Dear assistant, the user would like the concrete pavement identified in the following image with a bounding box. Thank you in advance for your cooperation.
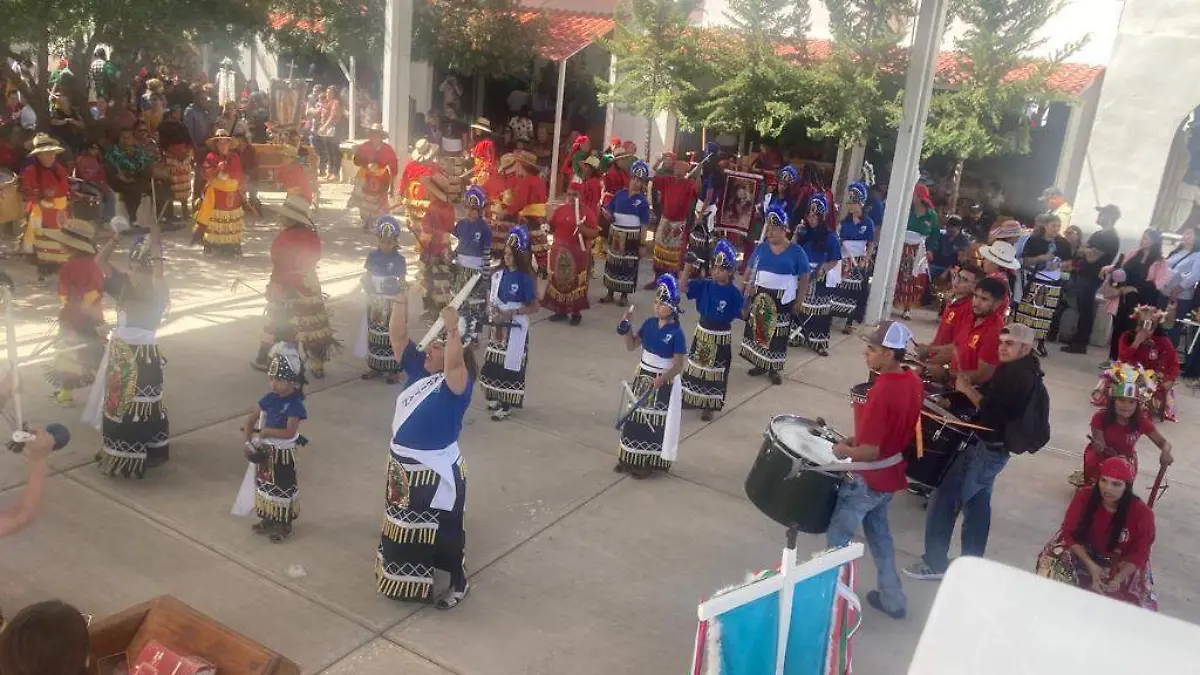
[2,186,1198,674]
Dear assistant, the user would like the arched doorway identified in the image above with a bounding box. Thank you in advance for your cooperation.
[1152,106,1200,233]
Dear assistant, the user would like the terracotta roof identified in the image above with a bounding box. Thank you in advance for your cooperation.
[934,52,1104,95]
[519,8,614,62]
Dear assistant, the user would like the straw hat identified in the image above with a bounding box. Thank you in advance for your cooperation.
[206,128,236,149]
[366,123,388,138]
[411,138,438,162]
[515,150,539,170]
[979,240,1020,270]
[611,147,636,165]
[421,172,452,203]
[43,219,97,254]
[498,153,517,174]
[469,117,492,134]
[582,155,601,170]
[28,134,65,157]
[266,194,315,228]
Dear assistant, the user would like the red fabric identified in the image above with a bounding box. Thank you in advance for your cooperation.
[952,308,1003,374]
[1099,456,1135,483]
[421,200,456,258]
[548,200,598,250]
[354,141,399,179]
[654,175,699,221]
[914,183,935,208]
[854,369,923,493]
[268,226,322,297]
[1060,488,1155,570]
[470,138,496,172]
[934,295,971,346]
[602,166,628,206]
[202,150,244,187]
[57,256,105,330]
[1083,409,1155,484]
[20,161,69,203]
[579,176,603,215]
[74,154,108,188]
[1117,333,1179,383]
[276,162,313,204]
[482,173,508,202]
[505,174,547,218]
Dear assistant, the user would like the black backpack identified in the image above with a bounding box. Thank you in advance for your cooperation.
[1004,372,1051,454]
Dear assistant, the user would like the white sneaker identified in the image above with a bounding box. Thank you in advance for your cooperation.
[486,400,501,411]
[490,407,512,421]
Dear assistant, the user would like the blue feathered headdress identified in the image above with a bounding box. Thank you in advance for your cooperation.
[777,164,798,185]
[464,185,487,210]
[629,159,651,180]
[506,223,530,252]
[808,193,830,216]
[375,215,401,239]
[847,181,868,204]
[712,239,737,269]
[765,203,789,230]
[655,273,682,313]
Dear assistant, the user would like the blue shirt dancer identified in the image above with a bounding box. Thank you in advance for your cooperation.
[356,215,408,383]
[680,239,744,422]
[790,192,841,355]
[453,185,493,328]
[377,293,476,610]
[615,273,688,478]
[741,205,810,384]
[832,181,876,330]
[600,159,652,306]
[480,225,539,421]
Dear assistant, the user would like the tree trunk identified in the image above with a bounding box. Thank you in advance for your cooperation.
[948,157,965,215]
[644,114,653,161]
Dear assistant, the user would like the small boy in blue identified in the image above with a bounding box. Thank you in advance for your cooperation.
[679,239,744,420]
[242,344,308,542]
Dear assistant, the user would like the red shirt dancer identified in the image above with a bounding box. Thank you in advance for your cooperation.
[418,172,457,316]
[20,134,71,275]
[651,158,700,277]
[352,124,399,231]
[507,151,549,272]
[829,321,923,620]
[468,117,496,186]
[543,192,599,322]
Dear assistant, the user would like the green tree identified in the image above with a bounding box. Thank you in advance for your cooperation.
[699,0,812,153]
[922,0,1088,207]
[266,1,385,65]
[597,0,705,159]
[0,0,267,130]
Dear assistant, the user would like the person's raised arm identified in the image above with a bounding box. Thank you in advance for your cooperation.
[441,306,469,395]
[94,234,118,275]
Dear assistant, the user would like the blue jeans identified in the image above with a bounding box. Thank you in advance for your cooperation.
[826,477,905,613]
[922,439,1010,573]
[100,190,117,222]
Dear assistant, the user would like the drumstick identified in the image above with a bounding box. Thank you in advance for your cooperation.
[915,414,924,459]
[918,410,992,432]
[417,272,482,350]
[3,287,26,435]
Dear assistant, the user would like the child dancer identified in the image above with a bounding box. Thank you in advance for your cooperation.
[357,216,407,383]
[680,240,744,421]
[453,186,493,328]
[242,344,308,542]
[1071,364,1173,488]
[480,225,538,421]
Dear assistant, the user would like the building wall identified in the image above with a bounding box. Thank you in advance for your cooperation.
[1074,0,1200,238]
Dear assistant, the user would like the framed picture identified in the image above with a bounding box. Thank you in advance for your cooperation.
[718,171,764,238]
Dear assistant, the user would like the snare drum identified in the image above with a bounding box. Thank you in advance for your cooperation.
[905,393,977,490]
[744,415,848,534]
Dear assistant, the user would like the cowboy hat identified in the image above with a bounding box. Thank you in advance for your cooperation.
[611,147,636,164]
[582,155,601,170]
[979,240,1020,270]
[28,134,65,156]
[266,194,315,228]
[43,219,97,254]
[410,138,438,162]
[469,117,492,134]
[515,150,539,169]
[366,123,388,138]
[420,172,452,203]
[206,128,236,149]
[498,153,517,174]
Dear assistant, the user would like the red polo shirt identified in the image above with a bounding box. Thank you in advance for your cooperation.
[933,295,971,346]
[952,309,1003,375]
[854,369,923,493]
[653,174,699,221]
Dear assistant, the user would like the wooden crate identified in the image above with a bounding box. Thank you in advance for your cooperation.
[88,595,299,675]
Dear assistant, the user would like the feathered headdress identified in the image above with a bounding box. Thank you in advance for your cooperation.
[712,239,738,269]
[1103,362,1156,402]
[847,181,868,204]
[375,215,401,240]
[1131,304,1166,328]
[464,185,487,210]
[808,192,830,216]
[266,342,306,385]
[506,223,530,252]
[777,164,798,185]
[765,203,789,230]
[655,273,682,314]
[629,159,651,180]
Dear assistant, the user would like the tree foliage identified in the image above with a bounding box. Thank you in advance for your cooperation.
[698,0,813,146]
[801,0,914,149]
[413,0,544,80]
[921,0,1089,162]
[598,0,706,154]
[265,0,385,65]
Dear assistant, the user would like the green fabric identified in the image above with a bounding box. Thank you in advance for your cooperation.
[571,150,588,177]
[105,145,153,176]
[908,209,939,252]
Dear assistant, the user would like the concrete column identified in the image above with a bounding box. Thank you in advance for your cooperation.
[1054,102,1082,196]
[864,0,950,324]
[603,53,616,148]
[382,0,413,154]
[347,56,358,141]
[549,59,568,200]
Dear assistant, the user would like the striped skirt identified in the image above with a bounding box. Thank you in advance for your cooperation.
[479,330,528,408]
[602,223,642,294]
[831,256,871,322]
[652,218,687,275]
[682,319,733,410]
[1014,276,1062,340]
[363,293,400,373]
[894,242,925,308]
[97,341,169,478]
[790,270,832,351]
[254,439,304,525]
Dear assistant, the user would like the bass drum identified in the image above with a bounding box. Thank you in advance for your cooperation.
[906,392,977,490]
[745,415,847,534]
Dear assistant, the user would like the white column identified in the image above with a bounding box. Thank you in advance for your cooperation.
[548,59,568,200]
[1054,102,1082,195]
[603,53,617,147]
[382,0,413,155]
[347,56,358,141]
[864,0,950,324]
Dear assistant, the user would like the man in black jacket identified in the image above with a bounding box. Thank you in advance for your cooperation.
[904,323,1043,581]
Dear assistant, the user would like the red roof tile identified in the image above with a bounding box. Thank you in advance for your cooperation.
[934,53,1103,95]
[519,8,614,62]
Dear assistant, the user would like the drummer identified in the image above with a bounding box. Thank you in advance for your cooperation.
[923,276,1007,385]
[828,321,924,620]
